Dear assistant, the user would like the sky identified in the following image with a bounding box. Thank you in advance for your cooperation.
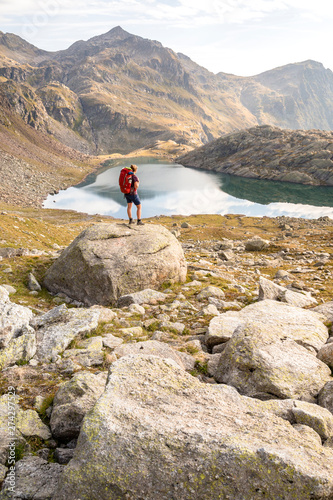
[0,0,333,76]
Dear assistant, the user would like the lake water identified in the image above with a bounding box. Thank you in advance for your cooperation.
[43,158,333,219]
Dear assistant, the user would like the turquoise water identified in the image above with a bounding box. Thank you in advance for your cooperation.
[43,158,333,219]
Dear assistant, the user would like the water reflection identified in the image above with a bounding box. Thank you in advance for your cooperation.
[218,173,333,207]
[43,158,333,219]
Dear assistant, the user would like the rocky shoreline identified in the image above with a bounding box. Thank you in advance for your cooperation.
[178,125,333,186]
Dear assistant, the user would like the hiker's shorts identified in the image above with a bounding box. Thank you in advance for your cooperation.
[125,193,141,206]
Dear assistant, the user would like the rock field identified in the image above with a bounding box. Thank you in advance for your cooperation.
[0,212,332,499]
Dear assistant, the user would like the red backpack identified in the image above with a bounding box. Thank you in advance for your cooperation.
[119,167,133,194]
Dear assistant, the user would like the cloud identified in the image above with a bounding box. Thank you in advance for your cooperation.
[2,0,332,39]
[266,202,333,219]
[0,0,294,28]
[1,0,332,75]
[43,186,123,215]
[2,0,333,27]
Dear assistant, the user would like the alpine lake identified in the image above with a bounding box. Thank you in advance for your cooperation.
[43,158,333,219]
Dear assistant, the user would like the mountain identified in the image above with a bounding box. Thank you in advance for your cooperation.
[0,31,49,64]
[247,60,333,130]
[1,27,333,156]
[0,85,94,207]
[177,125,333,186]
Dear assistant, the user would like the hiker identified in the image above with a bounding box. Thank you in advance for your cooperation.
[122,164,144,225]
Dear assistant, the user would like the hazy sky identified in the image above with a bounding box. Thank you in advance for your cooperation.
[0,0,332,76]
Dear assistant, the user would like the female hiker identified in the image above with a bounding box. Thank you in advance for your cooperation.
[124,164,144,225]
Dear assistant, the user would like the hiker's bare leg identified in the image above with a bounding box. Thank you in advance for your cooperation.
[127,203,132,219]
[137,204,141,220]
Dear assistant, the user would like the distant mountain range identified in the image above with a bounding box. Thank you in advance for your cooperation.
[1,26,333,156]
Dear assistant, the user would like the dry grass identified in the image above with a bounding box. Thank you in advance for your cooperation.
[1,208,331,305]
[0,206,331,413]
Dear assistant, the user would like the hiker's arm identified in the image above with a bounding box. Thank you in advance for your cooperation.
[134,179,139,190]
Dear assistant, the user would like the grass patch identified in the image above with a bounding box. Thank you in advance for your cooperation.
[6,439,30,466]
[201,276,231,289]
[179,344,200,355]
[0,255,58,310]
[160,281,174,290]
[15,359,29,366]
[84,321,118,339]
[38,393,56,424]
[190,360,209,377]
[26,436,46,455]
[145,320,160,332]
[14,442,26,463]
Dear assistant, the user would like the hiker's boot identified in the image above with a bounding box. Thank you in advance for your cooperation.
[137,220,144,225]
[129,218,135,224]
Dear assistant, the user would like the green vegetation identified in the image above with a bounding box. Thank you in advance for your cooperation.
[15,359,29,366]
[38,393,56,424]
[190,360,209,377]
[13,442,26,463]
[25,436,45,455]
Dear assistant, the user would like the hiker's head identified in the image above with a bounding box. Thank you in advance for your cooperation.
[131,164,138,173]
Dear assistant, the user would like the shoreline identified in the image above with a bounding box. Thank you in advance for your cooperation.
[41,162,333,221]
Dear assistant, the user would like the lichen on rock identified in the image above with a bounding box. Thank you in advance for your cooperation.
[53,355,333,500]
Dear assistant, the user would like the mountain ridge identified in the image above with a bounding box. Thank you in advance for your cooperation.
[2,27,329,77]
[1,27,333,157]
[0,31,50,64]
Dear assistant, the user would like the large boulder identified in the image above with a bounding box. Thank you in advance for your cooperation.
[53,355,333,500]
[0,396,27,466]
[317,342,333,369]
[208,300,331,401]
[258,277,317,307]
[245,237,269,251]
[0,333,36,370]
[205,299,328,351]
[61,336,105,368]
[15,409,51,441]
[312,301,333,322]
[44,223,187,306]
[214,319,331,401]
[318,381,333,414]
[196,286,225,301]
[206,311,242,348]
[258,397,333,442]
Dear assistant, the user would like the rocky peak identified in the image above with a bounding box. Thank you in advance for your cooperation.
[255,59,333,93]
[0,32,48,63]
[88,25,132,43]
[52,26,164,67]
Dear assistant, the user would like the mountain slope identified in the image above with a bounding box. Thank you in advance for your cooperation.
[0,31,49,64]
[43,26,258,152]
[1,27,333,156]
[0,88,95,207]
[241,60,333,130]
